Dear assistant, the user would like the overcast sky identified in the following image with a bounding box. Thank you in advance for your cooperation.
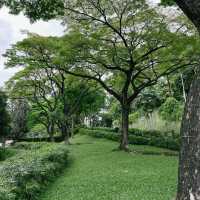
[0,7,64,87]
[0,1,162,87]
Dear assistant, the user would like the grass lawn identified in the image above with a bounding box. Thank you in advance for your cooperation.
[40,135,178,200]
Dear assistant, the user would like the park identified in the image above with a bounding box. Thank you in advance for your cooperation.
[0,0,199,200]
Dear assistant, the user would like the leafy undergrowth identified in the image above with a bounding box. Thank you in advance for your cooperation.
[40,135,178,200]
[0,142,68,200]
[0,148,17,161]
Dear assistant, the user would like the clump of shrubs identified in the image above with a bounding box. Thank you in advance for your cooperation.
[0,142,68,200]
[0,148,16,161]
[79,127,180,151]
[159,97,183,122]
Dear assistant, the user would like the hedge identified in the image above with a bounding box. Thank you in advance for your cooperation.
[0,142,68,200]
[16,136,64,143]
[91,127,117,133]
[79,128,180,151]
[0,148,16,161]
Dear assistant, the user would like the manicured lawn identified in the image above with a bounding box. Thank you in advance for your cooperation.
[40,135,178,200]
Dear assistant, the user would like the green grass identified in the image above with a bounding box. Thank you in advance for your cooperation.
[40,135,178,200]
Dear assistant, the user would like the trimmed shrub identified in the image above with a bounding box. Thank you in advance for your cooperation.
[0,142,68,200]
[129,135,149,145]
[79,128,180,151]
[17,136,64,143]
[91,127,117,132]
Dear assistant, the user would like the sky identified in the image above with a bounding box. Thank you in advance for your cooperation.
[0,0,161,87]
[0,7,64,87]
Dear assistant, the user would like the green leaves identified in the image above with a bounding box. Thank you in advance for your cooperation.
[1,0,65,22]
[0,142,68,200]
[159,97,183,121]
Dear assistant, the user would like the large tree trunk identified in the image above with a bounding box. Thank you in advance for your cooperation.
[173,1,200,200]
[176,70,200,200]
[119,104,130,151]
[175,0,200,32]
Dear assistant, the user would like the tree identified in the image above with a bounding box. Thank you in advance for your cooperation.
[0,90,10,148]
[9,99,29,139]
[135,88,162,119]
[172,68,195,102]
[159,97,183,122]
[2,0,199,151]
[61,1,199,151]
[99,113,113,128]
[161,1,200,199]
[4,35,105,143]
[0,0,65,22]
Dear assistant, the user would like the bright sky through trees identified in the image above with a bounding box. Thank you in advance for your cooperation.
[0,7,64,86]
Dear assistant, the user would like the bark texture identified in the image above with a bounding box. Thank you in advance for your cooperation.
[177,70,200,200]
[119,104,130,151]
[175,1,200,199]
[175,0,200,32]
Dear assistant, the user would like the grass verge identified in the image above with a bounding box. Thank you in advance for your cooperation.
[40,135,178,200]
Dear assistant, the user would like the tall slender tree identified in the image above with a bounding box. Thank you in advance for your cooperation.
[0,90,10,148]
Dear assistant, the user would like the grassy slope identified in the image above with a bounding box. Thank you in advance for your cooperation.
[40,135,178,200]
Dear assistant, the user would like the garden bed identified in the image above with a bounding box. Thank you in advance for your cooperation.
[0,142,68,200]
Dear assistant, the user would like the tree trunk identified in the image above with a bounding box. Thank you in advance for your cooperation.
[175,0,200,33]
[176,70,200,200]
[172,2,200,200]
[47,122,55,142]
[61,122,70,144]
[119,104,130,151]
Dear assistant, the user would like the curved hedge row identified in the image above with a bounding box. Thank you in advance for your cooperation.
[0,142,68,200]
[79,128,180,151]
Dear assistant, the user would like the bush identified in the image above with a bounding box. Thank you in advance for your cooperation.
[129,112,140,124]
[91,127,117,132]
[129,135,149,145]
[25,124,48,139]
[13,142,44,150]
[159,97,183,122]
[0,148,16,161]
[79,128,180,151]
[0,142,68,200]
